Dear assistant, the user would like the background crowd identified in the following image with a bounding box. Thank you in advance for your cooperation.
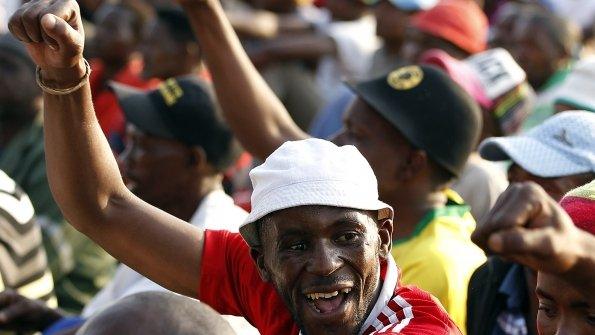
[0,0,594,334]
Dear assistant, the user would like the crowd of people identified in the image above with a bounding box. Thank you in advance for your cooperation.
[0,0,593,334]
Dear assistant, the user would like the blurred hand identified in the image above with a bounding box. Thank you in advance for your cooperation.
[472,182,583,274]
[8,0,85,85]
[0,290,65,331]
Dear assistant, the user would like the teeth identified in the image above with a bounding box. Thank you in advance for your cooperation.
[306,289,351,300]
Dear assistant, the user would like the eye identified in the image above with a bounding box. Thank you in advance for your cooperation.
[336,232,359,243]
[587,314,595,326]
[538,303,557,319]
[288,242,307,251]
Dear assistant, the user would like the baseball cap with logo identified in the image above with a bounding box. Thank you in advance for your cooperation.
[479,111,595,177]
[111,76,239,171]
[348,64,482,177]
[239,138,393,247]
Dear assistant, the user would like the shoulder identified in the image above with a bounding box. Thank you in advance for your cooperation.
[368,286,461,335]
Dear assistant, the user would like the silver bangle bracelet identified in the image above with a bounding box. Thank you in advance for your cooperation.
[36,59,92,95]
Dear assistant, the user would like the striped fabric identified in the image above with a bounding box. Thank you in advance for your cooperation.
[0,170,55,305]
[365,295,414,334]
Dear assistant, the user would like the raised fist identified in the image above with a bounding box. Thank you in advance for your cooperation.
[8,0,84,82]
[472,182,582,274]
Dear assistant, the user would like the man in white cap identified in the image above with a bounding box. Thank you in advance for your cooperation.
[479,111,595,202]
[6,1,461,334]
[466,111,595,335]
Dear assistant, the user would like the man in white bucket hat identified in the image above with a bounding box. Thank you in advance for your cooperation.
[6,1,462,333]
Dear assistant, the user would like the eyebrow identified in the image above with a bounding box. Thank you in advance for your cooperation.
[537,288,591,309]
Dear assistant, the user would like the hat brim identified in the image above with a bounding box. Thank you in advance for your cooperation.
[110,82,174,140]
[479,136,592,178]
[239,178,393,247]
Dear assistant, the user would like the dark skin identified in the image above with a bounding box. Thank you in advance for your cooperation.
[507,163,595,202]
[0,290,65,332]
[333,99,447,239]
[536,273,595,335]
[120,125,223,222]
[373,1,412,54]
[0,51,41,148]
[170,0,448,241]
[139,19,201,80]
[92,4,141,82]
[325,0,367,22]
[400,27,470,64]
[4,2,425,334]
[488,2,520,49]
[0,126,225,333]
[472,182,595,295]
[496,16,569,91]
[252,206,393,335]
[495,164,595,333]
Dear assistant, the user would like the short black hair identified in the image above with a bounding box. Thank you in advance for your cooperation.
[155,6,196,44]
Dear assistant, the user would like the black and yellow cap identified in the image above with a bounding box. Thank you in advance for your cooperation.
[348,65,482,177]
[111,76,239,171]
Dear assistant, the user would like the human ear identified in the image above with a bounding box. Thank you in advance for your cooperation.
[250,247,271,282]
[189,146,208,169]
[398,149,428,181]
[377,218,393,260]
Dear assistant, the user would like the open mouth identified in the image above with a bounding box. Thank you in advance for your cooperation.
[304,288,352,314]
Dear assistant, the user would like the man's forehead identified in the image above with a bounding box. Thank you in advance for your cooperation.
[265,206,376,230]
[537,273,592,307]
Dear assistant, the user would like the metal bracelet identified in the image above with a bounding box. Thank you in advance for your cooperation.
[35,59,91,95]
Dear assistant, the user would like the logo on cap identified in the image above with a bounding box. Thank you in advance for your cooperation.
[159,79,184,107]
[387,66,424,90]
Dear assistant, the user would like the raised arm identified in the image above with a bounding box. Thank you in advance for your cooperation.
[8,0,202,297]
[181,0,309,160]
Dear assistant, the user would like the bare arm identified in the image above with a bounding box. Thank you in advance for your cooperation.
[8,0,202,298]
[183,0,309,160]
[472,182,595,295]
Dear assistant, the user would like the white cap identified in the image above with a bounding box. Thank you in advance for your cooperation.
[479,111,595,178]
[239,138,393,246]
[464,48,527,103]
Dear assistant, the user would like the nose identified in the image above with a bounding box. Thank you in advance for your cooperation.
[306,240,342,277]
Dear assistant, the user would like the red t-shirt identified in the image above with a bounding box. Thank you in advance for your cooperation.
[199,230,461,335]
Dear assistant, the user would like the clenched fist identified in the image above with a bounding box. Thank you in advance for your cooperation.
[472,182,585,275]
[8,0,85,86]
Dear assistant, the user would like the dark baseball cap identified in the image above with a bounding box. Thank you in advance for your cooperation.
[111,76,240,171]
[348,65,482,176]
[0,34,35,69]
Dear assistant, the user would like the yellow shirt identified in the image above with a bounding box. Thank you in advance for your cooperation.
[392,190,486,334]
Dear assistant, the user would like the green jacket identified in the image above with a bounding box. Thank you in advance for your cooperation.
[0,117,115,312]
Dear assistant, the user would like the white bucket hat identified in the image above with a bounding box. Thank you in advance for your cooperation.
[239,138,393,247]
[479,111,595,178]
